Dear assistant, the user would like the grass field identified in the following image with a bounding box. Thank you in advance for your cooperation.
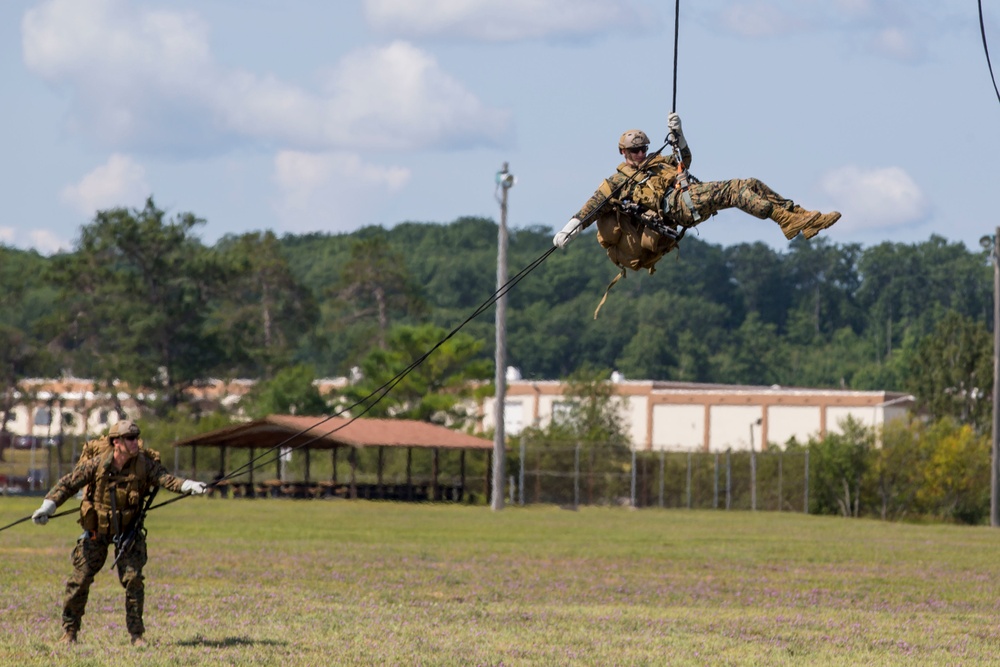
[2,497,1000,666]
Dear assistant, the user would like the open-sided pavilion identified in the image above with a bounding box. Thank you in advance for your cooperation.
[173,414,494,502]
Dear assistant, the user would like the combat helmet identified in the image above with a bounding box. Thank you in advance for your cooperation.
[618,129,650,153]
[108,419,140,439]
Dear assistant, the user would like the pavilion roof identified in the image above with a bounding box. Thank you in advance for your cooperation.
[173,414,492,451]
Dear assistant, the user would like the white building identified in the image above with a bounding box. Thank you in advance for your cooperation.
[480,379,915,452]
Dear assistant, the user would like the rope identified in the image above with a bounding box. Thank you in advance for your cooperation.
[672,0,681,113]
[980,0,1000,106]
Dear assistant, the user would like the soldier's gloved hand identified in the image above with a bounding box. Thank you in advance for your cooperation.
[32,499,56,525]
[553,218,582,249]
[181,480,208,495]
[667,112,687,150]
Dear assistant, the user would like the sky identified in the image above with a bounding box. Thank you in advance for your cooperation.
[1,0,998,256]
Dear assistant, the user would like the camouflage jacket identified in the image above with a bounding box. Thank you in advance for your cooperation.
[45,450,186,519]
[573,146,692,226]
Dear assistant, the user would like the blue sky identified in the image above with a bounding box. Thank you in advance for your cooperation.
[1,0,998,255]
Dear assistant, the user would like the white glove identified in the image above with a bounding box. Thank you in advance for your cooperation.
[32,499,57,525]
[553,218,582,249]
[181,480,208,495]
[667,112,687,150]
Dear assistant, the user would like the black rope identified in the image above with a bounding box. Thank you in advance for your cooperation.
[672,0,681,113]
[980,0,1000,106]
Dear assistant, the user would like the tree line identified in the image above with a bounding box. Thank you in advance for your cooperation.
[0,197,994,431]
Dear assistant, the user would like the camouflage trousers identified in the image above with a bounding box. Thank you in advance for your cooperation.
[666,177,795,226]
[63,531,148,636]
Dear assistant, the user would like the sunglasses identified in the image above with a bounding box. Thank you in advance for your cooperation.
[625,146,648,154]
[123,435,139,442]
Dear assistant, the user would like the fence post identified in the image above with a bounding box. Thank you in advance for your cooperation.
[714,452,719,509]
[573,442,580,510]
[519,440,525,506]
[686,452,692,509]
[659,450,665,508]
[804,449,810,514]
[751,449,757,512]
[630,449,637,508]
[778,451,783,512]
[725,449,731,510]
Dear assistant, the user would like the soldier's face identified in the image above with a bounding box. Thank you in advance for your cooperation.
[115,435,140,459]
[623,145,647,167]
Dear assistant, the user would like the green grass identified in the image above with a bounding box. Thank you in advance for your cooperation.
[2,498,1000,665]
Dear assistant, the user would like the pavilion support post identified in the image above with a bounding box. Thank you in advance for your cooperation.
[406,448,413,500]
[432,448,439,501]
[220,445,227,479]
[349,447,357,500]
[249,448,255,498]
[459,450,466,502]
[305,448,311,486]
[332,447,338,483]
[377,446,385,498]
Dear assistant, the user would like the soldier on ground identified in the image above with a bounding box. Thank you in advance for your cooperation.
[30,420,208,647]
[554,113,841,282]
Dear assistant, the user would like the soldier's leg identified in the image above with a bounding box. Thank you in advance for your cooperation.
[63,535,109,635]
[670,179,819,239]
[116,536,148,639]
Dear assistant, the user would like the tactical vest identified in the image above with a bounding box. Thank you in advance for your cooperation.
[78,438,160,530]
[80,449,155,535]
[590,159,682,318]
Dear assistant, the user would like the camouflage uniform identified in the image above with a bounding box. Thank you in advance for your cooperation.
[44,450,187,637]
[574,147,801,267]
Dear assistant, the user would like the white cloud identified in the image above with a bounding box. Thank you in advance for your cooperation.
[272,151,411,233]
[60,154,150,216]
[871,27,922,62]
[22,0,510,153]
[819,165,930,230]
[0,228,16,245]
[719,2,804,38]
[363,0,655,41]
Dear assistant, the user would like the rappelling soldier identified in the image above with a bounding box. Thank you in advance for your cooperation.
[30,419,208,647]
[554,113,840,285]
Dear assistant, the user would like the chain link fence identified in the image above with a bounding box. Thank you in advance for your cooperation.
[509,442,810,511]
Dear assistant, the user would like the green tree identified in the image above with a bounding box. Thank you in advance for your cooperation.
[341,324,490,426]
[329,233,425,352]
[47,198,227,411]
[802,417,873,517]
[906,312,992,431]
[510,367,634,505]
[212,231,318,378]
[243,365,329,418]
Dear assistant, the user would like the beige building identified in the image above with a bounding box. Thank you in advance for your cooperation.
[480,378,915,452]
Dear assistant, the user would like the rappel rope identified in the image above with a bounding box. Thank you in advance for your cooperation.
[980,0,1000,106]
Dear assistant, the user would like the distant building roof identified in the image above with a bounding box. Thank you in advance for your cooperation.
[173,414,492,451]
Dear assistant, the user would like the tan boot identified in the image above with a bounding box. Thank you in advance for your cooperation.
[802,211,842,239]
[130,634,147,648]
[770,206,821,240]
[59,630,77,644]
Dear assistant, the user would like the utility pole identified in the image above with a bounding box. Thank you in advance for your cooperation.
[492,163,514,511]
[982,228,1000,527]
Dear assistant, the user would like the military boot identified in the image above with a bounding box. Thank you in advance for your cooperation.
[770,206,820,240]
[130,633,147,648]
[59,629,77,644]
[802,211,842,239]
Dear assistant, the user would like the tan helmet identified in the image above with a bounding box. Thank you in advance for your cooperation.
[618,129,650,152]
[109,419,140,439]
